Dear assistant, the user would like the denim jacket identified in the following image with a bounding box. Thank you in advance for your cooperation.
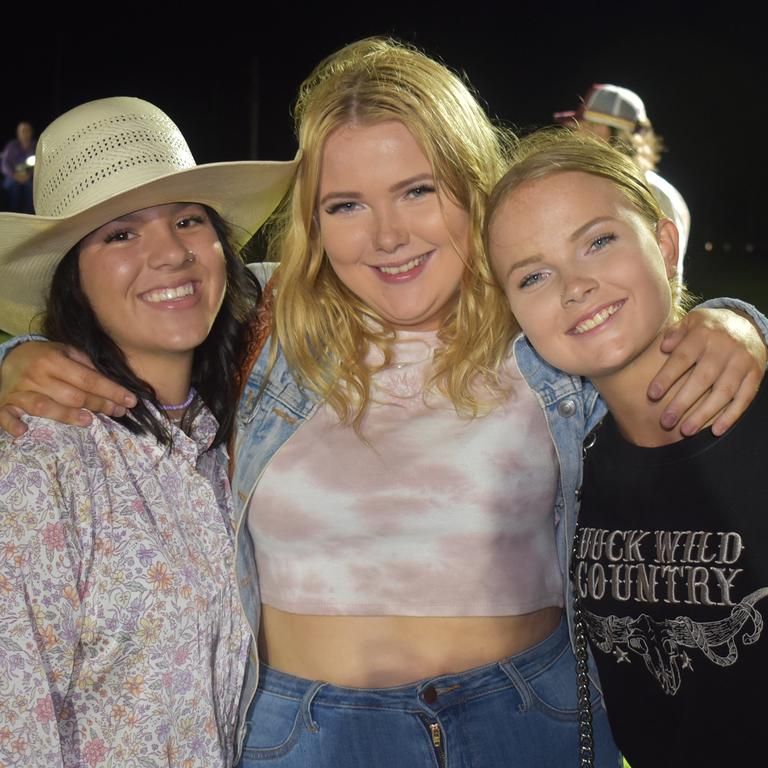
[511,335,604,644]
[231,330,320,755]
[1,289,766,758]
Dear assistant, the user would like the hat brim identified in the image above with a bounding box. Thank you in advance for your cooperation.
[0,157,298,335]
[553,109,578,124]
[581,109,638,132]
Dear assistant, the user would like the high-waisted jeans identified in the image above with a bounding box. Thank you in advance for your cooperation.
[237,617,621,767]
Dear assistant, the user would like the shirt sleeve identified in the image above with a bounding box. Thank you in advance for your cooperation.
[0,333,47,367]
[696,297,768,354]
[245,261,278,287]
[0,425,93,767]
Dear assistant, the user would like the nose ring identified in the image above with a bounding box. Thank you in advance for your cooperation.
[184,250,196,263]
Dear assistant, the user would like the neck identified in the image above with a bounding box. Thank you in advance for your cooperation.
[126,352,194,411]
[590,330,691,448]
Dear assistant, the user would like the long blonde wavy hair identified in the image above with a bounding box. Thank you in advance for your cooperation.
[268,37,517,426]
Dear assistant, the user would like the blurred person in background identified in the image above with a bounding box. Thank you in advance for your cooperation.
[2,121,36,214]
[555,84,690,274]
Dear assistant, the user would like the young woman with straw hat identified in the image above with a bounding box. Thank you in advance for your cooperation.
[0,96,297,767]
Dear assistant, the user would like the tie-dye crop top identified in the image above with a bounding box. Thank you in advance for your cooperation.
[247,330,562,616]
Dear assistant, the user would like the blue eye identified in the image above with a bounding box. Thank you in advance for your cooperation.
[591,233,616,250]
[406,184,435,199]
[519,271,547,289]
[325,201,360,215]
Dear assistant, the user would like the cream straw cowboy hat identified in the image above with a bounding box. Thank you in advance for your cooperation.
[0,96,299,336]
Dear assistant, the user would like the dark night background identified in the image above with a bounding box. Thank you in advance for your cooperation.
[3,5,766,312]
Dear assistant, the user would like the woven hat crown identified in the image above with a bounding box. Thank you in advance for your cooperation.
[34,97,197,218]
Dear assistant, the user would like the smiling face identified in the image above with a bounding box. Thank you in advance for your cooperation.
[316,120,469,331]
[78,203,227,371]
[489,171,678,382]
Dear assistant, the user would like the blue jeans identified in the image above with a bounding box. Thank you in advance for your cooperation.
[237,618,621,767]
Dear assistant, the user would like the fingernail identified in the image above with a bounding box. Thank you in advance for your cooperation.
[661,411,677,429]
[77,410,92,425]
[124,394,137,407]
[113,406,127,418]
[648,383,663,400]
[680,420,699,436]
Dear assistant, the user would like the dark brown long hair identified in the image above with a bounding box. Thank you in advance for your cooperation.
[44,207,260,448]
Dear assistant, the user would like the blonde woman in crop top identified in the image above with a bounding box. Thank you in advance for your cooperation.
[231,40,762,768]
[1,39,766,768]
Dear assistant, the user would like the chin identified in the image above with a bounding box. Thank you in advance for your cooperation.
[162,335,209,353]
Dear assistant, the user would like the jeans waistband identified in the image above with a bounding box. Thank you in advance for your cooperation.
[257,615,570,712]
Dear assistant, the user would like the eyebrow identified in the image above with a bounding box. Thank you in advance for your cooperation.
[569,215,614,242]
[499,254,540,282]
[318,173,434,207]
[107,211,143,225]
[108,202,195,225]
[500,215,615,280]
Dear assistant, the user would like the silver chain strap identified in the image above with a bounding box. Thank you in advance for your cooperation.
[572,568,595,767]
[573,428,599,768]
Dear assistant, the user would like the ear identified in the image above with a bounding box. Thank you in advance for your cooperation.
[655,218,679,281]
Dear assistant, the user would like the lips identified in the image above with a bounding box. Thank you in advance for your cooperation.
[371,251,434,284]
[568,300,625,334]
[377,253,430,275]
[140,282,196,304]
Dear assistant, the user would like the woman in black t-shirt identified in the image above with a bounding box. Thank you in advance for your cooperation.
[485,128,768,768]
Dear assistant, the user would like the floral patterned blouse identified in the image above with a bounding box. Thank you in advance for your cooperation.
[0,407,250,767]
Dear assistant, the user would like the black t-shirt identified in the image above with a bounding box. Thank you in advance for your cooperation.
[574,379,768,767]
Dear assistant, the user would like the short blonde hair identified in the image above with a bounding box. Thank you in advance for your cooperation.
[268,37,517,425]
[485,128,688,311]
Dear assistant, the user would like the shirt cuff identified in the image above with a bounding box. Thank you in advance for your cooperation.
[0,333,46,367]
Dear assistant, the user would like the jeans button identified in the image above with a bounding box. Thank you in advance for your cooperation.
[422,685,437,704]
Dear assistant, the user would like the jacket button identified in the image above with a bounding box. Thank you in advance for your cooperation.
[575,486,582,501]
[557,399,576,417]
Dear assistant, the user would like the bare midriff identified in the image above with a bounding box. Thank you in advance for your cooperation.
[259,604,563,687]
